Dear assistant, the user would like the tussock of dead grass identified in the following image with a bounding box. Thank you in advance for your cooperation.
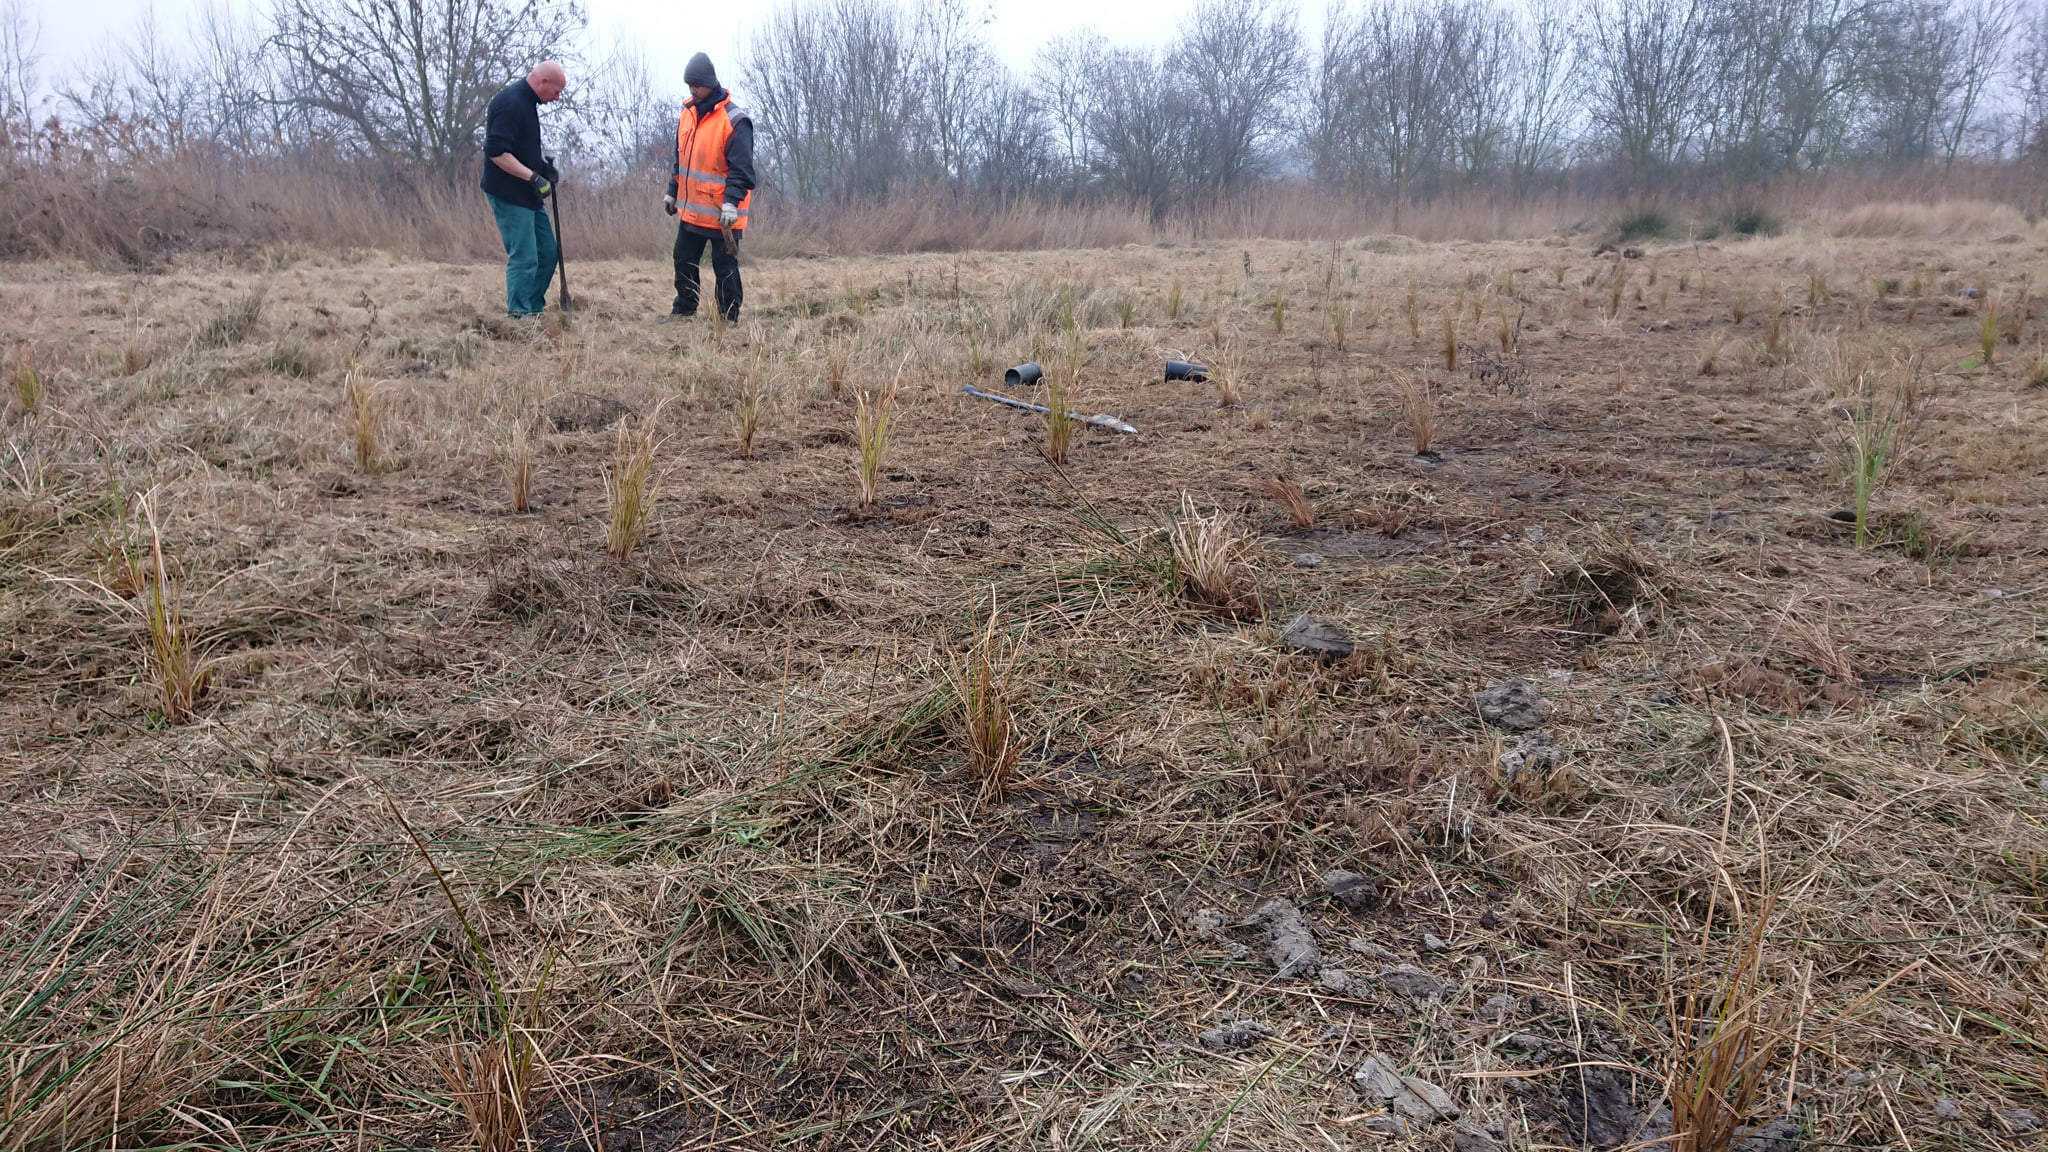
[1170,494,1254,614]
[2,233,2045,1152]
[1826,199,2032,238]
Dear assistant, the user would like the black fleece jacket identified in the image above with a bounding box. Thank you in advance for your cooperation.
[481,79,553,210]
[667,86,756,236]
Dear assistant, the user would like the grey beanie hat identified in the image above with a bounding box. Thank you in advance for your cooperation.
[684,53,718,89]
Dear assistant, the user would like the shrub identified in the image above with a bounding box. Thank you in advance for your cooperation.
[1611,205,1675,243]
[1703,200,1783,240]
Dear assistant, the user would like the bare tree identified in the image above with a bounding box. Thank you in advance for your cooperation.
[0,0,38,156]
[1079,46,1193,219]
[557,39,676,179]
[2020,0,2048,167]
[1033,30,1106,195]
[909,0,992,190]
[745,0,919,201]
[1765,0,1886,171]
[1312,2,1468,219]
[1502,0,1586,196]
[190,1,290,156]
[1935,0,2020,162]
[1445,2,1518,186]
[1586,0,1714,188]
[1696,0,1801,180]
[268,0,584,185]
[964,73,1051,197]
[1169,0,1304,197]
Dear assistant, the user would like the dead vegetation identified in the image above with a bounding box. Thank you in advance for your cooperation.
[1,223,2045,1152]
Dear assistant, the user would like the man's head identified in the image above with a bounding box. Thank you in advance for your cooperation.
[528,61,567,103]
[684,52,719,102]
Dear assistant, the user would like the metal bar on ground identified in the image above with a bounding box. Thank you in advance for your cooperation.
[960,385,1136,434]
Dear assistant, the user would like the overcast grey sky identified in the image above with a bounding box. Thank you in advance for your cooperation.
[22,0,1252,94]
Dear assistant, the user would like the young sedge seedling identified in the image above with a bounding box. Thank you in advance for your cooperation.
[854,377,900,507]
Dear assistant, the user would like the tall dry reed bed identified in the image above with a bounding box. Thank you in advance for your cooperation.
[2,226,2045,1152]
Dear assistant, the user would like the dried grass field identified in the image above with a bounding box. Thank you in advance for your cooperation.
[4,210,2048,1151]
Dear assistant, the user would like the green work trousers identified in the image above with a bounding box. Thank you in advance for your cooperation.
[487,194,558,316]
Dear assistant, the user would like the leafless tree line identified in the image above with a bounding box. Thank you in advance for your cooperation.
[2,0,2045,216]
[0,0,662,188]
[746,0,2048,215]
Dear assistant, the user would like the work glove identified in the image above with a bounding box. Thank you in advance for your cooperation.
[528,171,553,198]
[663,194,677,216]
[718,202,738,228]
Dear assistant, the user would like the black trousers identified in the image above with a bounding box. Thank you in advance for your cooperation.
[671,226,742,321]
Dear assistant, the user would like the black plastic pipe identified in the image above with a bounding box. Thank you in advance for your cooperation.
[1164,360,1209,382]
[1004,362,1044,387]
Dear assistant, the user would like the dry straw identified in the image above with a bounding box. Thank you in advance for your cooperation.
[121,314,150,376]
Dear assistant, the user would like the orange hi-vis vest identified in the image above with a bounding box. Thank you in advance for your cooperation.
[676,93,751,232]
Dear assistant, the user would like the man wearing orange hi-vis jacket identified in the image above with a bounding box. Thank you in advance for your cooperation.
[660,53,755,324]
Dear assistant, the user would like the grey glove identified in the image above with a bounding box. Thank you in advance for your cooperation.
[663,194,677,216]
[528,171,553,198]
[718,203,738,227]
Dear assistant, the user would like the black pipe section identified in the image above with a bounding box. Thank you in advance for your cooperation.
[1004,362,1044,387]
[1164,360,1209,382]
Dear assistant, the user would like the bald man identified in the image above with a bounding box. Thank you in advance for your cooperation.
[482,62,567,317]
